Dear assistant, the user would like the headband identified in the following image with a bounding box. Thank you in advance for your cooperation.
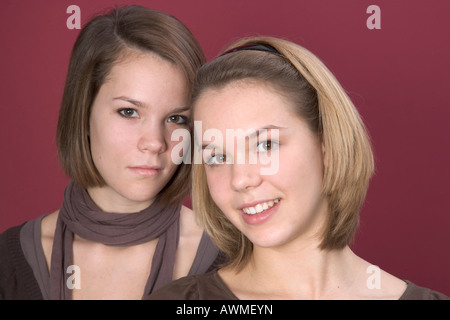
[220,43,284,58]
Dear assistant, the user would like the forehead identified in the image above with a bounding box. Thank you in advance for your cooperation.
[193,80,298,130]
[96,51,188,108]
[108,52,183,84]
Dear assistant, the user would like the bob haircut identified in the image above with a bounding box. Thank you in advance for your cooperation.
[57,5,205,206]
[192,36,374,270]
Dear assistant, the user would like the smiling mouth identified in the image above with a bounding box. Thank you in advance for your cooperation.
[242,199,280,215]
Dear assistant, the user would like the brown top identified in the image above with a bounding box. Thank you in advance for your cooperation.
[147,270,449,300]
[0,214,222,300]
[20,215,221,300]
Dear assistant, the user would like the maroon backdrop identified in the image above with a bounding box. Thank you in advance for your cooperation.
[1,0,449,295]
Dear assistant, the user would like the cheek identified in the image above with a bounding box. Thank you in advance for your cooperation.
[205,168,230,209]
[91,129,124,156]
[273,147,325,207]
[89,121,133,170]
[89,127,106,164]
[283,153,325,208]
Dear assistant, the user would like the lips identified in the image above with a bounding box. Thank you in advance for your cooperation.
[242,198,280,215]
[239,198,281,225]
[128,165,162,177]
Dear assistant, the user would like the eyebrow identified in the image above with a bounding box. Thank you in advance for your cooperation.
[201,125,286,150]
[113,96,146,108]
[168,105,190,114]
[246,125,285,140]
[113,96,189,114]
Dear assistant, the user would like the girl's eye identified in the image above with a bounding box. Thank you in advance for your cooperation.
[118,108,138,118]
[167,115,188,124]
[257,140,279,152]
[205,153,227,166]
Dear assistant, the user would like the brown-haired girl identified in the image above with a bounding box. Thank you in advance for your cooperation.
[0,5,220,300]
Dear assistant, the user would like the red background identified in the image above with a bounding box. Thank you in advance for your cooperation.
[1,0,449,296]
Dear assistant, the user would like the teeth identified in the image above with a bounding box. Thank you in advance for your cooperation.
[242,199,280,215]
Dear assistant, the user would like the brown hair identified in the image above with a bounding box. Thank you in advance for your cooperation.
[56,5,205,206]
[192,37,374,270]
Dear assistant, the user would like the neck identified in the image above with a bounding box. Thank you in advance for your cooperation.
[237,243,361,299]
[87,186,154,213]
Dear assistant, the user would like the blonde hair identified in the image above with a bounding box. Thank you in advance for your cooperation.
[192,36,374,270]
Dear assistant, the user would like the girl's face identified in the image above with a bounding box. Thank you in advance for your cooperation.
[88,52,189,212]
[194,81,328,249]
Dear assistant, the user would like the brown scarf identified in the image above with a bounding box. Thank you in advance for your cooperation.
[49,181,180,299]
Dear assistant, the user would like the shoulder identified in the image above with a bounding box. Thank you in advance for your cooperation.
[0,224,23,298]
[179,205,203,238]
[0,223,26,265]
[353,254,447,300]
[400,281,449,300]
[41,210,58,239]
[173,206,206,278]
[0,224,23,261]
[147,270,237,300]
[40,210,58,263]
[0,223,43,300]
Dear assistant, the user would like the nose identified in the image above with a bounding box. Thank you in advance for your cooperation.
[230,162,262,192]
[137,122,167,154]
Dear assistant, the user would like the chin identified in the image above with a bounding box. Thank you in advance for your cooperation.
[129,191,160,203]
[119,187,160,205]
[129,182,165,197]
[245,230,289,249]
